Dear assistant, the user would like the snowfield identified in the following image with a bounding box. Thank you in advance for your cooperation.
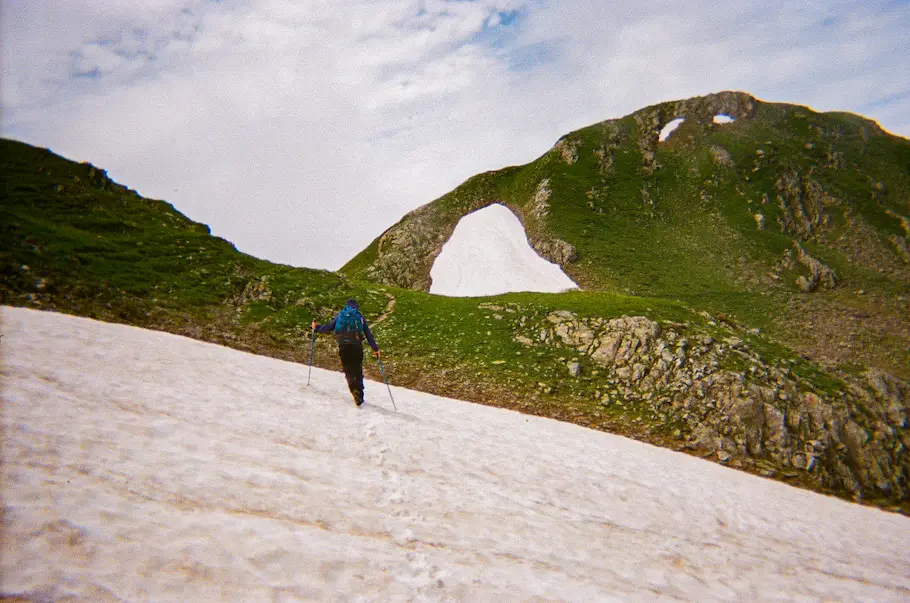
[429,203,578,297]
[2,306,909,601]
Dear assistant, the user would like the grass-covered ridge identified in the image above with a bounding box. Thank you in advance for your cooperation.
[0,139,387,351]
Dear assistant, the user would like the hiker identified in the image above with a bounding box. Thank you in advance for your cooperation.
[312,299,380,406]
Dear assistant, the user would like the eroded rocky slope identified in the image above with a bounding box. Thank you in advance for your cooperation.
[524,309,909,504]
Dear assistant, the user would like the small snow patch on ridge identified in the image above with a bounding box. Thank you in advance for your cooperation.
[658,118,685,142]
[713,114,735,124]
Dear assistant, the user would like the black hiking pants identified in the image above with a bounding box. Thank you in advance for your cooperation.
[338,342,364,402]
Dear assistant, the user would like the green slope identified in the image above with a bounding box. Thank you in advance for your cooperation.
[0,138,390,352]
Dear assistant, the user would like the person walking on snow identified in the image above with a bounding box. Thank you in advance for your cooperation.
[312,299,380,406]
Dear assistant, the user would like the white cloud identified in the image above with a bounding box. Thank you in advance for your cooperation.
[2,0,908,269]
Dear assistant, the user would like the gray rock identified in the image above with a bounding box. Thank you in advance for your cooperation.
[793,242,837,292]
[529,179,552,219]
[519,309,909,505]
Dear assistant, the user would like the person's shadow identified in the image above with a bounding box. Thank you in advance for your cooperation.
[362,401,419,423]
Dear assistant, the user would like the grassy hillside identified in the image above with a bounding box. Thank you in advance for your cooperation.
[0,139,388,354]
[2,95,908,514]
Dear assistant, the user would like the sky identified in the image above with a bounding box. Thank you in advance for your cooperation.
[3,0,909,270]
[5,304,910,599]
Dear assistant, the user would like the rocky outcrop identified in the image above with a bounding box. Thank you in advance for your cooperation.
[366,202,456,290]
[886,210,910,263]
[230,276,274,312]
[824,148,846,169]
[526,234,577,265]
[775,169,836,237]
[594,121,623,176]
[887,209,910,237]
[528,179,552,220]
[520,178,577,265]
[891,235,910,263]
[554,138,580,165]
[793,243,837,292]
[633,91,758,172]
[518,311,909,503]
[711,145,734,167]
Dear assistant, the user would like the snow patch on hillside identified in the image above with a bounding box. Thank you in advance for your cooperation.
[3,306,910,601]
[429,203,578,297]
[659,118,685,141]
[713,114,735,124]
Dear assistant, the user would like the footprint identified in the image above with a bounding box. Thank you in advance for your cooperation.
[405,550,447,591]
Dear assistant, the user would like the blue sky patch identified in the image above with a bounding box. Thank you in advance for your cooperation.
[864,89,910,110]
[506,41,556,72]
[469,8,524,49]
[72,67,102,79]
[497,10,520,27]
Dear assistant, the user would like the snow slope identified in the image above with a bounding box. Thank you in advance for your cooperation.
[3,306,909,602]
[429,203,578,297]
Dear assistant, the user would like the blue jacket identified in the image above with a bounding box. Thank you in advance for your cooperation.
[315,301,379,351]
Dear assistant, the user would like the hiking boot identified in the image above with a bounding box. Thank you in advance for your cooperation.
[354,392,364,406]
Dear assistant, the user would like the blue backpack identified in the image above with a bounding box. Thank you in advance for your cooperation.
[334,306,365,344]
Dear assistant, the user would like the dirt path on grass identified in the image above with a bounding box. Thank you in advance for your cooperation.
[373,293,397,326]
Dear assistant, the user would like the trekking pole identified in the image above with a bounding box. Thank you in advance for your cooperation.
[306,328,316,386]
[376,356,397,410]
